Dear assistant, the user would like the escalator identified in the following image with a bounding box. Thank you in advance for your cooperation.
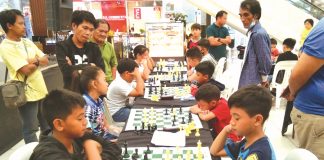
[188,0,323,46]
[288,0,324,19]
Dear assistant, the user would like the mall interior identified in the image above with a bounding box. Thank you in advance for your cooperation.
[0,0,323,160]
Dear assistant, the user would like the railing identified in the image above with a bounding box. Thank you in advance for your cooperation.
[287,0,324,19]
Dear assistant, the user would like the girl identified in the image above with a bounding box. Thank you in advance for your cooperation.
[71,66,121,141]
[131,45,155,80]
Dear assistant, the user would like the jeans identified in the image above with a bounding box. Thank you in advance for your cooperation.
[18,100,49,143]
[112,107,130,122]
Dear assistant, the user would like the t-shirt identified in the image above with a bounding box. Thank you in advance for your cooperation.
[225,136,276,160]
[276,51,298,63]
[187,39,199,49]
[201,53,218,80]
[97,41,118,83]
[83,94,113,140]
[107,76,134,115]
[294,18,324,116]
[208,98,240,141]
[0,38,48,101]
[300,28,312,46]
[206,23,230,61]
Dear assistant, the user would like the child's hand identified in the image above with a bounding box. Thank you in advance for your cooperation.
[190,105,201,114]
[224,125,233,134]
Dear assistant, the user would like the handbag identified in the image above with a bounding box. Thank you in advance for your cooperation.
[0,68,27,109]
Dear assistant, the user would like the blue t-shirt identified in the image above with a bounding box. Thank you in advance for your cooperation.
[294,18,324,116]
[224,136,276,160]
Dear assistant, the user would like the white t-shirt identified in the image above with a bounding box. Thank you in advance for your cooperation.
[201,53,218,80]
[107,76,134,115]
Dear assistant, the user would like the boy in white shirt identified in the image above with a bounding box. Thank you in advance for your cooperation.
[107,58,144,122]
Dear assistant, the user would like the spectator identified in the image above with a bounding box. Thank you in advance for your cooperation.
[187,23,201,49]
[299,19,314,48]
[238,0,271,88]
[270,38,279,62]
[130,45,154,81]
[197,38,218,80]
[206,10,231,62]
[287,17,324,159]
[56,10,105,89]
[107,59,144,122]
[0,9,49,143]
[91,19,117,84]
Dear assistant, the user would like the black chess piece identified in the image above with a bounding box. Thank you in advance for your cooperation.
[179,106,182,114]
[172,120,175,126]
[181,117,185,124]
[181,72,184,79]
[143,152,148,160]
[149,84,153,94]
[154,86,157,94]
[177,75,180,81]
[145,144,152,154]
[123,141,130,158]
[188,112,192,122]
[160,86,163,96]
[153,77,156,84]
[173,115,176,122]
[173,74,175,81]
[135,126,139,135]
[165,108,168,115]
[131,148,140,159]
[148,124,151,132]
[141,121,145,132]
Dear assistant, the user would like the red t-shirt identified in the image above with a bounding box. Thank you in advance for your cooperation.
[188,40,198,49]
[209,98,241,142]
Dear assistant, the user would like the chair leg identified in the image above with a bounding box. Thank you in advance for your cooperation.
[292,124,295,139]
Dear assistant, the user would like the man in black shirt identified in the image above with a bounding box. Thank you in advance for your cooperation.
[56,10,105,89]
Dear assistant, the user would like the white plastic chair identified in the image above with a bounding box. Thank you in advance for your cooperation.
[285,148,318,160]
[9,142,38,160]
[271,61,297,109]
[215,57,226,81]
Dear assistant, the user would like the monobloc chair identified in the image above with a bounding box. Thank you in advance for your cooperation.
[9,142,38,160]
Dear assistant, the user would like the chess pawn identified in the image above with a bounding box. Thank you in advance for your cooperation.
[186,150,191,160]
[197,140,202,149]
[165,149,171,160]
[195,128,200,137]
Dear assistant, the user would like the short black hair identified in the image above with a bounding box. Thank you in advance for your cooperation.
[191,23,201,30]
[283,38,296,49]
[133,45,148,59]
[197,38,210,49]
[270,38,277,45]
[117,58,139,74]
[96,19,110,30]
[195,61,215,79]
[304,19,314,26]
[186,47,202,60]
[42,89,86,129]
[216,10,228,20]
[195,84,220,102]
[240,0,262,20]
[228,85,272,124]
[0,9,23,33]
[71,10,97,28]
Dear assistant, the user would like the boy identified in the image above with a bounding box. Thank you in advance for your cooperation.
[56,10,105,89]
[187,23,201,49]
[30,89,122,159]
[186,47,202,81]
[107,58,144,122]
[276,38,298,63]
[190,84,240,141]
[191,61,225,96]
[197,38,218,80]
[270,38,279,62]
[210,85,275,160]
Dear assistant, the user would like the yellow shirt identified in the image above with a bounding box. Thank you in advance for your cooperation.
[300,28,311,46]
[0,38,48,101]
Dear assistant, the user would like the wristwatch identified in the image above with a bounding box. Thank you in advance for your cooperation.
[218,38,221,42]
[34,58,40,67]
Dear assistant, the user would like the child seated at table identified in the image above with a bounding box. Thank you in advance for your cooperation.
[190,84,240,141]
[30,89,122,160]
[210,85,275,159]
[186,47,202,81]
[130,45,155,80]
[190,61,225,96]
[107,58,144,122]
[71,66,122,141]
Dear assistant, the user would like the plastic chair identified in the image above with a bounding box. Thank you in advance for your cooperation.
[9,142,38,160]
[271,61,297,109]
[285,148,318,160]
[102,98,125,128]
[215,57,226,81]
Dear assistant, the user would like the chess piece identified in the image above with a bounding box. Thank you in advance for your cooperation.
[179,106,182,114]
[148,124,151,132]
[173,115,176,122]
[172,120,175,126]
[195,128,200,137]
[135,126,139,135]
[131,148,140,159]
[181,117,185,124]
[145,144,152,154]
[143,152,148,160]
[165,149,171,160]
[165,108,168,115]
[154,86,157,94]
[141,121,145,132]
[123,141,130,158]
[188,112,192,122]
[149,84,153,94]
[186,150,191,160]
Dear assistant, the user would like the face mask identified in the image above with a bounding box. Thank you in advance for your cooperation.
[249,20,256,29]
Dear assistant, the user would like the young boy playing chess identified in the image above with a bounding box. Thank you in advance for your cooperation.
[190,84,240,142]
[191,61,225,96]
[210,85,276,159]
[186,47,202,81]
[30,89,121,159]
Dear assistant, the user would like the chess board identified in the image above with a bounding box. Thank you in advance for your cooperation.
[122,147,212,160]
[144,86,191,100]
[146,73,188,87]
[124,107,203,131]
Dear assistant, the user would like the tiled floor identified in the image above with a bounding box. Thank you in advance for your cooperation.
[0,104,298,160]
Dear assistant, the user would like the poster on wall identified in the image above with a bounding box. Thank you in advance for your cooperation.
[145,22,184,58]
[73,0,127,32]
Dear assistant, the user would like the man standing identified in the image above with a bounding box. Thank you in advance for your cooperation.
[206,10,231,61]
[0,9,49,143]
[91,19,117,84]
[56,10,105,89]
[238,0,271,88]
[288,18,324,159]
